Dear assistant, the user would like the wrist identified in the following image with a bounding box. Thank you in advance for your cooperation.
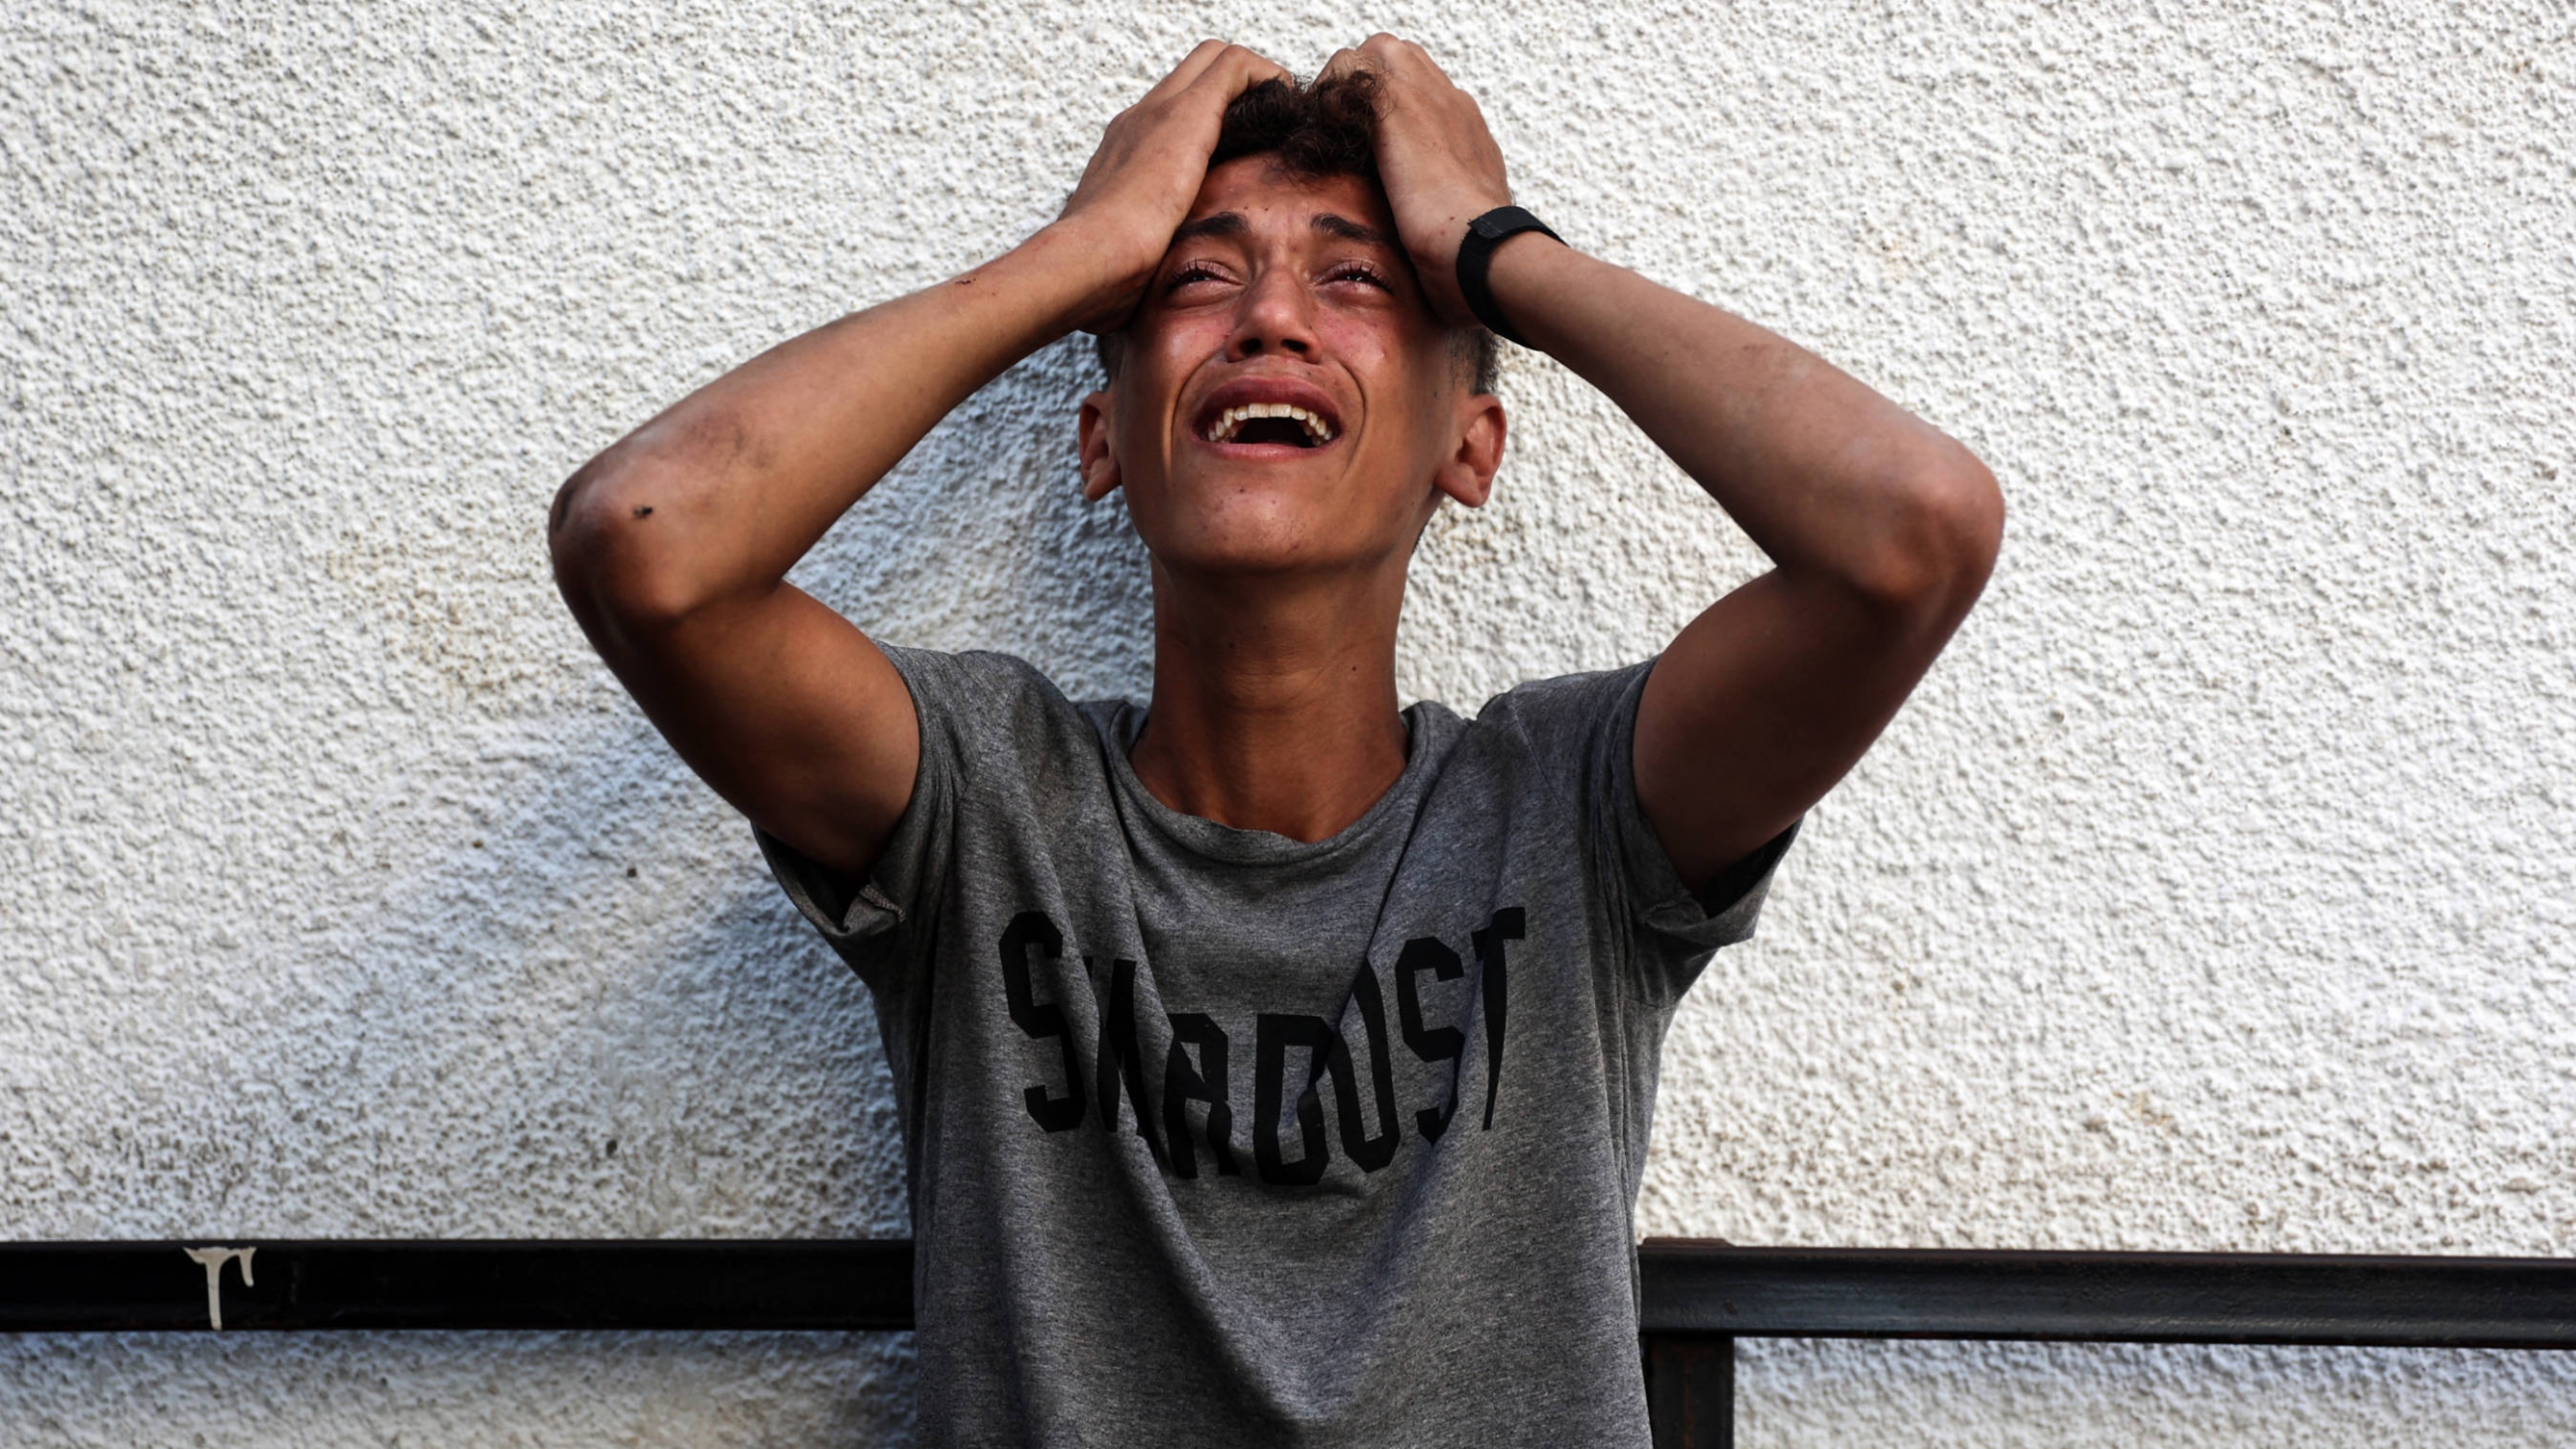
[1481,228,1587,356]
[1020,214,1164,335]
[993,220,1130,331]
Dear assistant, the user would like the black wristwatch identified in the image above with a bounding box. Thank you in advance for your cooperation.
[1455,206,1562,347]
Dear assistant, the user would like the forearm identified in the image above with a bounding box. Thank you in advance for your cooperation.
[1488,237,1999,609]
[550,220,1116,625]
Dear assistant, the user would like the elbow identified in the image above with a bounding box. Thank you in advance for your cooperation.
[547,442,716,636]
[1843,445,2004,625]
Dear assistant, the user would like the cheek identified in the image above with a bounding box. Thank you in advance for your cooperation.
[1314,312,1401,375]
[1113,328,1217,457]
[1322,322,1449,467]
[1137,314,1231,384]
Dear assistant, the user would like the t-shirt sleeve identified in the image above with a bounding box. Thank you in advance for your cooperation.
[752,642,969,992]
[1585,659,1800,1004]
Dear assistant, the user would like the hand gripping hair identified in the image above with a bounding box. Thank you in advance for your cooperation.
[1093,71,1500,397]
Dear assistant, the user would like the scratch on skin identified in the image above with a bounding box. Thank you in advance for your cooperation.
[550,451,658,535]
[553,409,761,539]
[679,407,776,476]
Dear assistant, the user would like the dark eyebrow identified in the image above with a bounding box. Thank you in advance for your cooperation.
[1170,212,1248,245]
[1312,213,1398,250]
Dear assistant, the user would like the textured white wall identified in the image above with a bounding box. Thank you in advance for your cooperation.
[6,0,2572,1442]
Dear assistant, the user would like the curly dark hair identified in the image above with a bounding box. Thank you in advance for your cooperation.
[1208,71,1384,179]
[1094,72,1499,396]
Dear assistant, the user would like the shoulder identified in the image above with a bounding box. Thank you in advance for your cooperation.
[1414,661,1657,817]
[876,645,1087,724]
[1463,661,1657,755]
[874,644,1064,708]
[874,645,1107,769]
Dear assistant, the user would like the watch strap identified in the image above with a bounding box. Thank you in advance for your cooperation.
[1455,205,1562,347]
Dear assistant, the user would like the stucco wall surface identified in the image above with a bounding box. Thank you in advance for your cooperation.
[5,0,2572,1442]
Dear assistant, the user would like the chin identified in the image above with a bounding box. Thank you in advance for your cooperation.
[1147,519,1342,580]
[1126,456,1420,583]
[1138,507,1390,584]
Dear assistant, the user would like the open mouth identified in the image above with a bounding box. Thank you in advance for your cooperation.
[1200,401,1338,449]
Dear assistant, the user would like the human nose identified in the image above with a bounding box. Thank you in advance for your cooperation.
[1224,266,1318,363]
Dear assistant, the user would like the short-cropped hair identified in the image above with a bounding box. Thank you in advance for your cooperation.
[1094,72,1500,397]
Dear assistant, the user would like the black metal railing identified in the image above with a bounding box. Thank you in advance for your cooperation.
[9,1239,2575,1448]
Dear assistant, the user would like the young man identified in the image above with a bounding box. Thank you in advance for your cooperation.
[551,38,1998,1448]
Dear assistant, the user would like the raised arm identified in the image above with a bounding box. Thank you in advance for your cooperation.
[1340,37,2004,888]
[549,43,1287,877]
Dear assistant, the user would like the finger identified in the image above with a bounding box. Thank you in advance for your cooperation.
[1178,43,1290,106]
[1316,46,1372,84]
[1136,39,1234,106]
[1362,33,1447,86]
[1351,35,1430,101]
[1359,33,1413,64]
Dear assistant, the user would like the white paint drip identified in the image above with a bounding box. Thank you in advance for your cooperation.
[181,1247,256,1332]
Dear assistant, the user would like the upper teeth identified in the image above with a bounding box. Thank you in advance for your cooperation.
[1206,402,1335,445]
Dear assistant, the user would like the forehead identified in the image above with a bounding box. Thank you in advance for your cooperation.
[1177,158,1398,242]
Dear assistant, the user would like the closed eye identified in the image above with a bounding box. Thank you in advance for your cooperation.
[1165,263,1232,292]
[1325,263,1391,289]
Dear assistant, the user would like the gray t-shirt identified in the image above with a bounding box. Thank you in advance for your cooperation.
[759,645,1794,1448]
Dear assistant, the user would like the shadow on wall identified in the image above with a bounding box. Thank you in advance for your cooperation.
[334,335,1151,1240]
[794,335,1155,704]
[412,335,1143,1230]
[8,338,1138,1249]
[0,333,1138,1448]
[50,696,918,1244]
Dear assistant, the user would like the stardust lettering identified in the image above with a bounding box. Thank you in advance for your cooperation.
[994,910,1521,1185]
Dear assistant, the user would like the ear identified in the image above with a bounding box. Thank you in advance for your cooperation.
[1431,392,1506,509]
[1077,390,1123,502]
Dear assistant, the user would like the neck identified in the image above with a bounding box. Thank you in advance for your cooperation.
[1130,558,1412,843]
